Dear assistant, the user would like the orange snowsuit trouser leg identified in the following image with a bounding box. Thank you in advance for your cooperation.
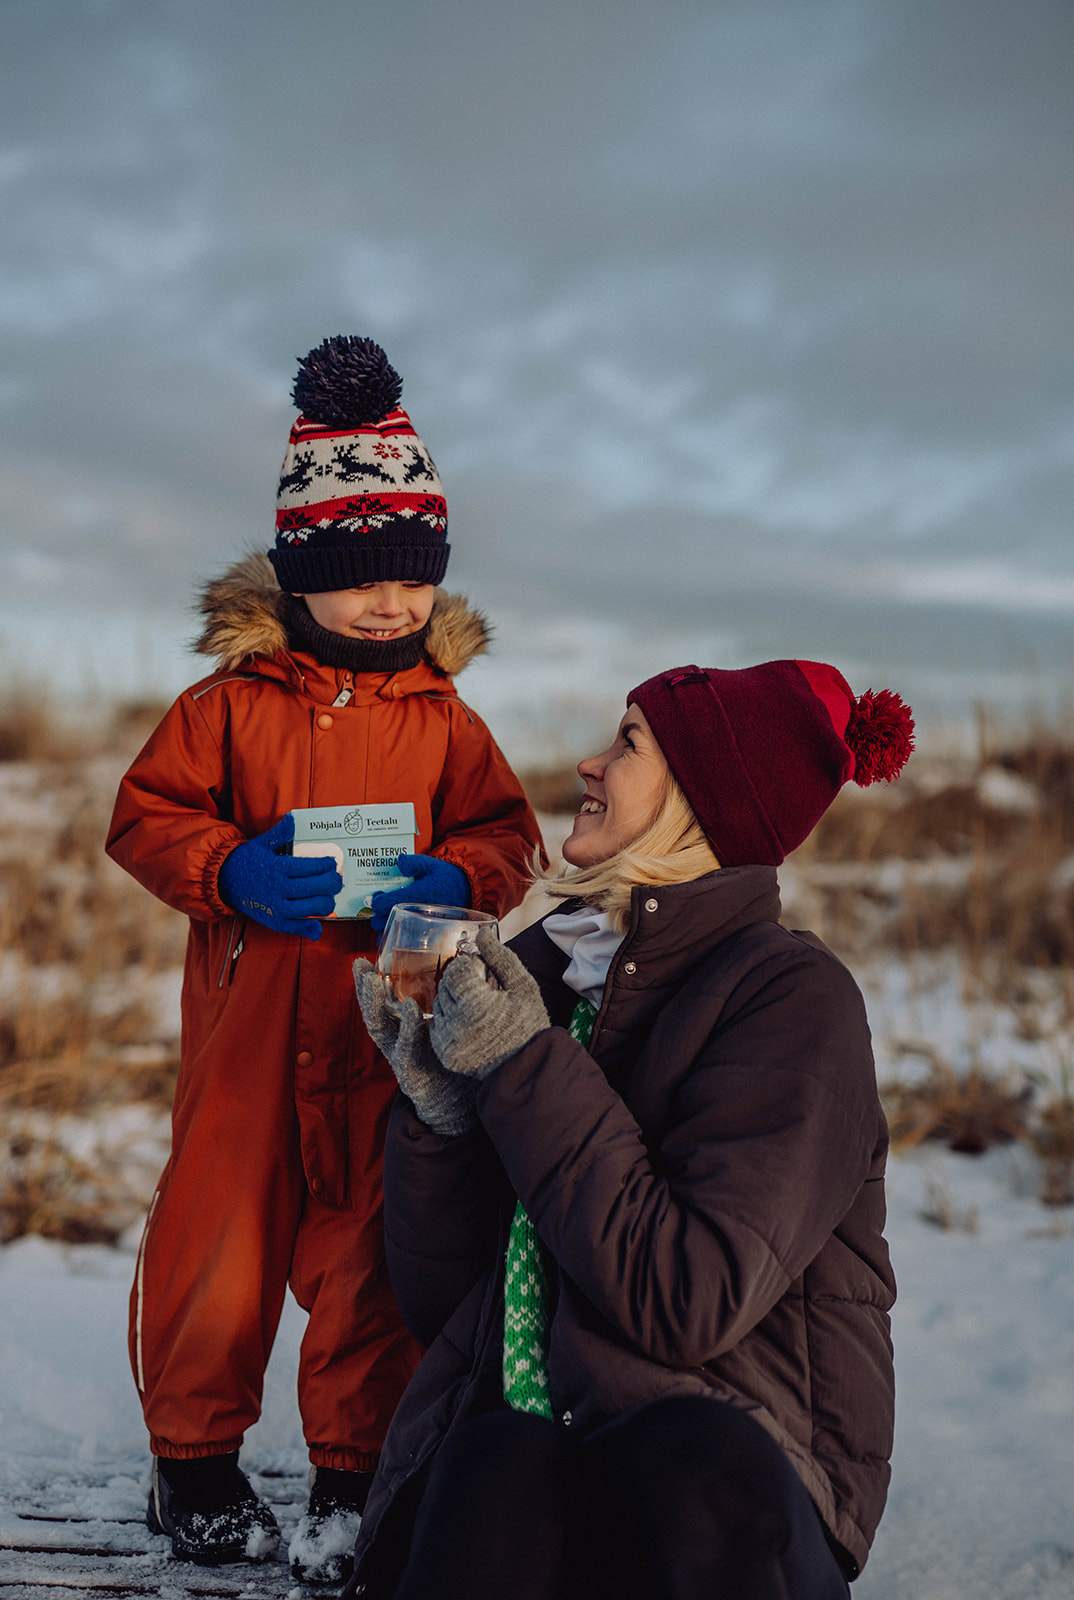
[129,996,422,1467]
[287,1044,424,1470]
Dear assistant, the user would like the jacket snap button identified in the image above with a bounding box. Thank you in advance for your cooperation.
[317,713,334,730]
[311,1176,323,1194]
[296,1050,313,1067]
[562,1410,572,1426]
[644,898,659,912]
[624,961,637,975]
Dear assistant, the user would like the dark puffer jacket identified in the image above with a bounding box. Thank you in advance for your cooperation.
[347,867,895,1595]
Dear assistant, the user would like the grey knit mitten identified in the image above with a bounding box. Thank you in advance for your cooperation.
[353,959,477,1136]
[429,926,550,1080]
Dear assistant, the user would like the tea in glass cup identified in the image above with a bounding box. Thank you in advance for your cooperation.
[375,904,499,1018]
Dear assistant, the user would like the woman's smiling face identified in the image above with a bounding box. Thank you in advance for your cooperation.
[562,704,669,869]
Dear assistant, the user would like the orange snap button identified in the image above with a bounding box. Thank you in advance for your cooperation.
[317,713,334,730]
[296,1050,313,1067]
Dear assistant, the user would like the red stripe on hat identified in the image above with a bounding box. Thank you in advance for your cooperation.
[276,491,447,531]
[288,408,420,444]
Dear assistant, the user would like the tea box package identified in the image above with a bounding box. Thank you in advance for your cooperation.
[291,802,417,918]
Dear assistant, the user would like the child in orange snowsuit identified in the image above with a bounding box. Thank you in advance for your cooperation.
[107,337,542,1582]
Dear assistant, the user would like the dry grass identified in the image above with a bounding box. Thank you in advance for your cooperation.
[919,1175,980,1233]
[778,713,1074,978]
[519,765,583,816]
[1023,1061,1074,1206]
[881,1053,1032,1156]
[0,694,66,764]
[1,1135,128,1246]
[881,1055,1074,1206]
[6,699,1074,1238]
[0,696,184,1241]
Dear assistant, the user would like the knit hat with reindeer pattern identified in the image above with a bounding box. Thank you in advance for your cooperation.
[630,659,914,867]
[268,335,449,593]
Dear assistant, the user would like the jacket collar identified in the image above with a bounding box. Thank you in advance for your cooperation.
[515,866,783,1047]
[612,866,781,976]
[192,550,491,680]
[247,648,473,705]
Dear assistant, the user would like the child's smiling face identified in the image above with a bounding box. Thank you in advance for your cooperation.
[297,582,435,642]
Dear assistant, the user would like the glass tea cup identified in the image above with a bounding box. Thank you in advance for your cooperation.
[375,904,499,1019]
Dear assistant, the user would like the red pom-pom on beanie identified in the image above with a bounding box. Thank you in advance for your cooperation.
[846,690,915,787]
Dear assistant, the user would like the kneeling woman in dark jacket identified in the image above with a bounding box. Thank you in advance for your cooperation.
[351,659,912,1600]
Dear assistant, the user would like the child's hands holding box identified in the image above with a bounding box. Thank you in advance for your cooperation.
[218,813,342,941]
[264,805,470,932]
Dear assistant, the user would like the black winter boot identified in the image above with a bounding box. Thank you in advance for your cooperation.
[288,1465,374,1585]
[147,1452,280,1565]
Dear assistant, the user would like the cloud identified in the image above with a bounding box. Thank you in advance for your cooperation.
[610,0,894,186]
[883,560,1074,614]
[0,0,1071,727]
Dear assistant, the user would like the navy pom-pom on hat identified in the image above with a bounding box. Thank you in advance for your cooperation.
[268,335,449,594]
[292,335,403,429]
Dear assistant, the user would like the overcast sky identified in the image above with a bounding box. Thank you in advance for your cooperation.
[3,0,1073,723]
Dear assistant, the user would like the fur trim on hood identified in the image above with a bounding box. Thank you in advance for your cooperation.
[194,551,490,677]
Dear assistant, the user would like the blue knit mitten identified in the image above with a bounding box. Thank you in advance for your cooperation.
[218,814,342,941]
[369,854,470,934]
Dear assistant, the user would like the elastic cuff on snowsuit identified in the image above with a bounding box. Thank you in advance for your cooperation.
[150,1435,245,1461]
[431,847,481,911]
[203,834,245,919]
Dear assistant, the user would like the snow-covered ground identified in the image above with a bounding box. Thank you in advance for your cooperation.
[863,1146,1074,1599]
[1,1141,1072,1597]
[3,824,1074,1593]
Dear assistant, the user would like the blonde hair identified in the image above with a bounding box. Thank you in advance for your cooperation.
[538,769,721,933]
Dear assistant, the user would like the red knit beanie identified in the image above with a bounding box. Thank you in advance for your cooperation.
[629,660,914,867]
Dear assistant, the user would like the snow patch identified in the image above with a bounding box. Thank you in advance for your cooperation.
[1,1148,1072,1596]
[288,1504,362,1584]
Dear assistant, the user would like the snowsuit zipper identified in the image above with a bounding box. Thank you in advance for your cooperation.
[217,917,244,988]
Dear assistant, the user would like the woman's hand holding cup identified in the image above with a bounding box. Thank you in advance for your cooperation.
[353,958,478,1137]
[429,926,550,1080]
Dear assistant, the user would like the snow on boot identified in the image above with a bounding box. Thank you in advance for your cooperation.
[147,1452,280,1565]
[288,1465,373,1586]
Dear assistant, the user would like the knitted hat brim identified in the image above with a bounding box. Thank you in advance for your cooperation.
[267,543,450,591]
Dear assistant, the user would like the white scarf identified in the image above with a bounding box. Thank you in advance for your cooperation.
[543,905,625,1010]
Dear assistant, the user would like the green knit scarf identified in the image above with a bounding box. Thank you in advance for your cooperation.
[502,995,597,1417]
